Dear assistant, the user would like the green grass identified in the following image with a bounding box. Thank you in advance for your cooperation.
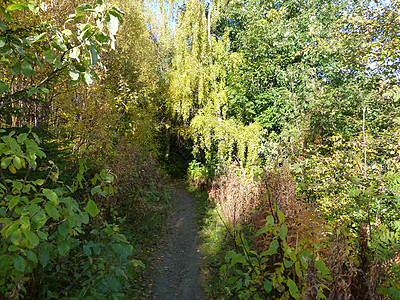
[187,184,259,299]
[187,185,239,298]
[121,185,175,298]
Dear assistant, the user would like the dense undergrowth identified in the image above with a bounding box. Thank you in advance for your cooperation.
[189,161,400,299]
[0,0,175,298]
[0,127,173,299]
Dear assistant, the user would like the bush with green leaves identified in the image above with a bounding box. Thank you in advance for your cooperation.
[0,128,142,298]
[0,0,123,124]
[220,207,331,299]
[187,160,215,190]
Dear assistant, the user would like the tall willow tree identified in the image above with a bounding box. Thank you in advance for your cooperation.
[168,0,262,166]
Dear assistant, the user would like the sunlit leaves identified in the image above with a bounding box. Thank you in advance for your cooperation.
[0,0,124,124]
[85,200,100,217]
[7,3,29,11]
[0,36,5,47]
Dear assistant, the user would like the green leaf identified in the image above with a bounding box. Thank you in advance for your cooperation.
[231,253,246,265]
[0,45,12,57]
[295,261,302,277]
[69,71,80,81]
[25,230,39,247]
[5,221,20,238]
[262,240,279,256]
[8,196,20,210]
[38,248,49,266]
[9,137,21,152]
[126,263,136,278]
[0,36,6,47]
[17,133,28,143]
[44,49,57,64]
[265,215,274,225]
[109,10,124,24]
[58,222,69,237]
[7,3,29,11]
[10,230,23,246]
[69,47,80,60]
[26,250,38,264]
[45,202,59,220]
[287,279,299,299]
[0,7,11,22]
[73,63,86,72]
[10,62,21,75]
[12,42,25,55]
[277,209,285,224]
[85,200,100,217]
[112,243,125,255]
[83,245,91,256]
[106,13,119,36]
[43,189,58,204]
[37,231,47,240]
[91,185,101,195]
[240,292,251,299]
[39,87,49,94]
[20,216,30,230]
[0,81,8,94]
[69,13,86,21]
[13,255,26,272]
[28,1,38,13]
[12,181,23,193]
[21,61,33,77]
[13,156,21,169]
[84,72,93,85]
[111,7,125,18]
[32,211,47,227]
[58,239,70,256]
[80,24,92,40]
[94,32,109,43]
[89,44,98,66]
[76,4,93,12]
[284,259,294,268]
[52,40,67,51]
[264,280,272,293]
[8,245,19,252]
[316,261,329,276]
[0,20,6,31]
[106,276,120,292]
[80,212,89,224]
[279,224,288,239]
[0,255,10,270]
[28,203,40,216]
[132,259,145,268]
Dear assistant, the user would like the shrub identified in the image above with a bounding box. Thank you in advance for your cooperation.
[208,163,400,299]
[188,160,214,190]
[87,139,167,223]
[0,129,142,298]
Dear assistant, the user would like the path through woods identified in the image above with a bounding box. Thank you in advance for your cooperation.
[150,182,205,299]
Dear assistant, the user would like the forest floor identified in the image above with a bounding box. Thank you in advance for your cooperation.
[148,181,206,300]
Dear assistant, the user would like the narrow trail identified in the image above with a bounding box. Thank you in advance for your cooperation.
[150,181,205,300]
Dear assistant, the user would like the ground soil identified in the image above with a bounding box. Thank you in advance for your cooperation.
[149,181,205,300]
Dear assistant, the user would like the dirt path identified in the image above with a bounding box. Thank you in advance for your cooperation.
[150,181,205,300]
